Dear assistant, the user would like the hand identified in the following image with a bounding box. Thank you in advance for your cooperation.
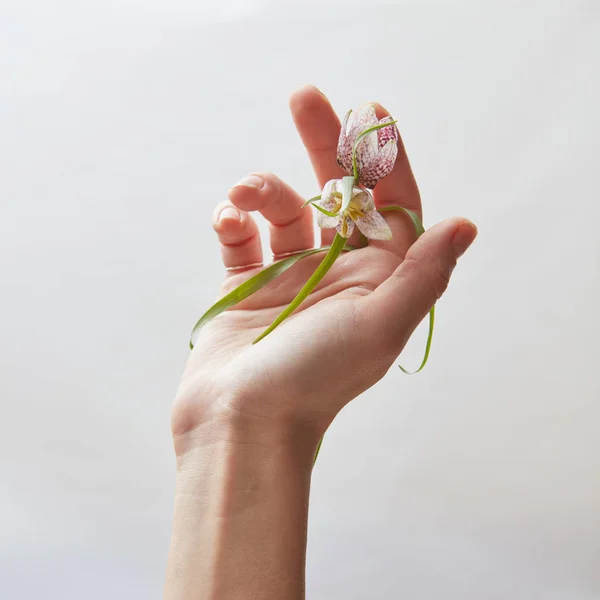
[172,85,477,453]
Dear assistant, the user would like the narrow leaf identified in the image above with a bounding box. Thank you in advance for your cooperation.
[312,203,338,218]
[190,246,330,349]
[352,119,398,179]
[253,233,347,344]
[377,205,434,374]
[301,194,321,208]
[398,305,435,374]
[378,205,424,237]
[314,435,323,465]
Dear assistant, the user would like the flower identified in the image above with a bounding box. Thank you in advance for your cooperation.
[316,179,392,240]
[337,104,399,189]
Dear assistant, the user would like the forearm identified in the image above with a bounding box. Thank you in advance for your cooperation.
[165,416,319,600]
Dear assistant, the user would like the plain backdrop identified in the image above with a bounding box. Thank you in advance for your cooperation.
[1,0,599,598]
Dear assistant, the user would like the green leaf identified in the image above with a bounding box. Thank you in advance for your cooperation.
[313,435,323,465]
[351,119,398,180]
[398,305,435,374]
[377,205,434,374]
[377,205,424,237]
[253,233,347,344]
[340,175,356,214]
[301,194,321,208]
[312,203,338,218]
[190,246,332,349]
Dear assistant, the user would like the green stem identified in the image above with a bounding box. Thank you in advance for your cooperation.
[190,246,333,348]
[253,233,347,344]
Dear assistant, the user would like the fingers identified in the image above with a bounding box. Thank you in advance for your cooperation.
[228,173,314,256]
[289,85,345,246]
[361,218,477,353]
[212,203,263,271]
[369,103,423,258]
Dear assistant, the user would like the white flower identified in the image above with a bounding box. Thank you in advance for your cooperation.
[337,104,399,189]
[317,179,392,240]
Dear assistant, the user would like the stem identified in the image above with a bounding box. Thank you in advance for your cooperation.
[253,234,348,343]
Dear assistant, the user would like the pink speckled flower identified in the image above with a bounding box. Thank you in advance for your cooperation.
[316,179,392,240]
[337,104,399,189]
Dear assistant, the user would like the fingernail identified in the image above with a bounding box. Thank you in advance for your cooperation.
[452,220,478,257]
[233,175,264,190]
[218,206,241,223]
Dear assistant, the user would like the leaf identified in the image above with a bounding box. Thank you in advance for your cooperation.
[301,194,321,208]
[313,435,323,465]
[312,203,338,218]
[190,246,332,349]
[351,119,398,180]
[253,233,347,344]
[377,205,424,237]
[398,305,435,374]
[377,205,434,374]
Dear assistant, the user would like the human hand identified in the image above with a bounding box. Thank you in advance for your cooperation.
[172,85,477,454]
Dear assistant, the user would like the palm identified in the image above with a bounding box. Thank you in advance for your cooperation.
[204,245,398,351]
[178,245,402,428]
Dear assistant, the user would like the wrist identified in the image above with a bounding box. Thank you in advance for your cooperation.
[172,392,324,468]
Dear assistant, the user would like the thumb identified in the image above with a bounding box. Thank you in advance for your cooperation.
[362,217,477,350]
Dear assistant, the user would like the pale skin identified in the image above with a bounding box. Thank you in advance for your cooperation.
[165,85,477,599]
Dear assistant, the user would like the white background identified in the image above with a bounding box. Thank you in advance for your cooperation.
[2,0,599,598]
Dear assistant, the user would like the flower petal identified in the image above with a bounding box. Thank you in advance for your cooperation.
[336,110,353,174]
[335,216,355,238]
[348,104,378,140]
[355,131,379,174]
[349,104,379,174]
[353,188,375,211]
[317,211,340,229]
[357,139,398,189]
[377,116,399,148]
[354,210,393,240]
[316,180,342,229]
[320,179,336,204]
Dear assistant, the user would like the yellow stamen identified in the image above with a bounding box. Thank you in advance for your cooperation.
[341,217,349,237]
[346,197,365,222]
